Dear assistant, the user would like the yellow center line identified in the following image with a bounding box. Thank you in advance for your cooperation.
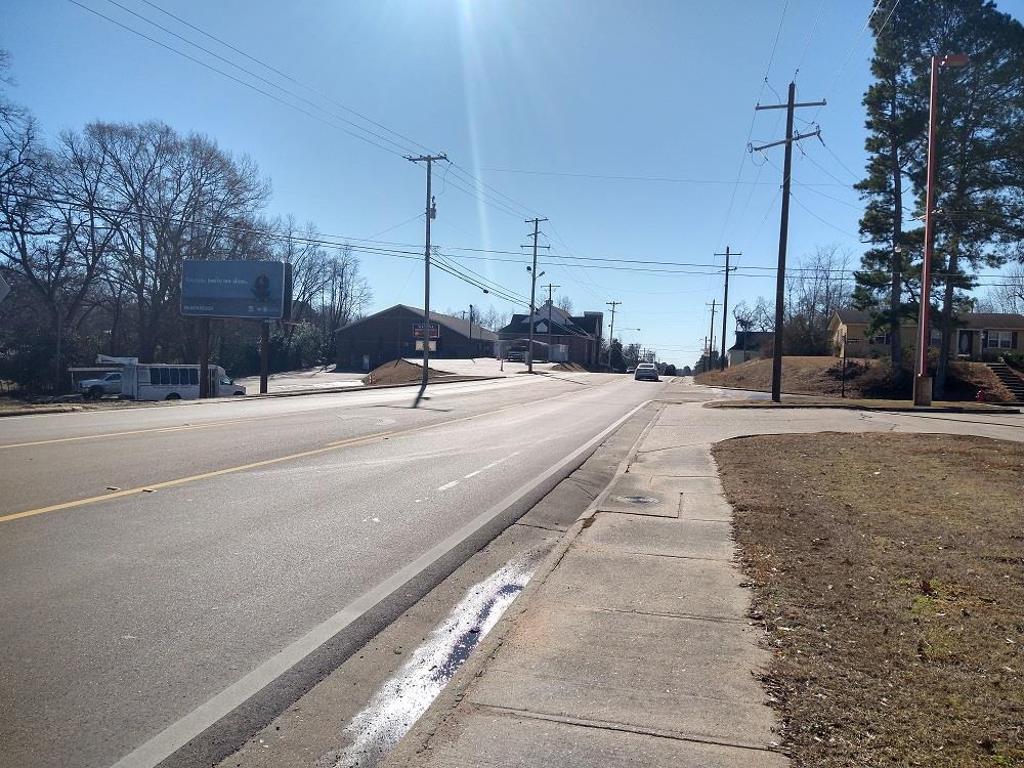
[0,416,269,450]
[0,431,393,525]
[0,374,626,525]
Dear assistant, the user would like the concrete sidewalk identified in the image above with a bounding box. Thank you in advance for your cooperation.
[383,387,1024,768]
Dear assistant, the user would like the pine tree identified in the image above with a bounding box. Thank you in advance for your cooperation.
[854,0,926,373]
[914,0,1024,395]
[856,0,1024,393]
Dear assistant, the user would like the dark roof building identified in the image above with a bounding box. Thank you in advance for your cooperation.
[727,330,773,366]
[497,301,603,367]
[335,304,497,371]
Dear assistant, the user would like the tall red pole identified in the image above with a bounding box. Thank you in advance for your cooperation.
[914,54,968,406]
[914,56,941,406]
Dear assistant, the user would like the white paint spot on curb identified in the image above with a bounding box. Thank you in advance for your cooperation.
[322,555,537,768]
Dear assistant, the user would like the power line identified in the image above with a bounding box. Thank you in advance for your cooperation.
[99,0,419,155]
[6,191,1016,283]
[476,167,847,188]
[715,0,791,247]
[66,0,409,158]
[134,0,434,155]
[789,189,862,239]
[68,1,544,226]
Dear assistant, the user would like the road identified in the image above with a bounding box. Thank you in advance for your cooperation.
[0,372,661,768]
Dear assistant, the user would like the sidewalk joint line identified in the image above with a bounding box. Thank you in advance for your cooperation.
[580,545,733,563]
[473,703,786,755]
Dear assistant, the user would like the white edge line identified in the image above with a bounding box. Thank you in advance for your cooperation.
[436,480,459,491]
[464,450,523,479]
[107,398,652,768]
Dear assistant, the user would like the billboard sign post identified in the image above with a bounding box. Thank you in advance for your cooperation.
[180,260,292,396]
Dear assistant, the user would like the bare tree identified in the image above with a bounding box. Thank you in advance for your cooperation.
[784,245,854,354]
[90,121,269,361]
[985,265,1024,314]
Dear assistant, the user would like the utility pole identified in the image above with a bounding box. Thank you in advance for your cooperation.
[703,336,709,373]
[715,246,740,371]
[706,300,717,369]
[543,282,561,362]
[406,153,448,407]
[606,300,621,369]
[468,303,474,348]
[752,83,826,402]
[523,217,548,373]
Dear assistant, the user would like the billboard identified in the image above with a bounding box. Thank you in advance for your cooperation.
[181,260,291,319]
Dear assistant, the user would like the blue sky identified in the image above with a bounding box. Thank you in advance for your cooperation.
[5,0,1022,365]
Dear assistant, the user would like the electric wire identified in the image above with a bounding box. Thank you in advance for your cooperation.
[66,0,409,158]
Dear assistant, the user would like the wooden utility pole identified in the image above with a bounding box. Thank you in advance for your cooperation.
[606,300,621,369]
[706,299,717,369]
[524,217,548,373]
[406,153,448,407]
[752,83,826,402]
[543,283,561,362]
[715,246,740,370]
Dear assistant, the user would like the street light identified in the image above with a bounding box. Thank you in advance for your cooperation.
[914,53,969,406]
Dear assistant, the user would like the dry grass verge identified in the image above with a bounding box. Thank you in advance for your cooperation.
[697,356,1015,402]
[714,432,1024,767]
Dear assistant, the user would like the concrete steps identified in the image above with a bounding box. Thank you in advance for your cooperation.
[987,361,1024,403]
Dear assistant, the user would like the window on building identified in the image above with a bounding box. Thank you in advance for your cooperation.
[987,330,1013,349]
[871,332,891,345]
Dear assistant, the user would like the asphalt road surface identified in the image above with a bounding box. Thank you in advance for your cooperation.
[0,372,662,768]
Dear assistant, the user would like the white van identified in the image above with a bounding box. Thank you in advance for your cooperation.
[119,364,246,401]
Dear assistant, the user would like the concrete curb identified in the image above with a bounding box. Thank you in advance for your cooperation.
[383,402,664,767]
[703,400,1021,414]
[241,375,503,400]
[0,376,507,418]
[0,405,88,418]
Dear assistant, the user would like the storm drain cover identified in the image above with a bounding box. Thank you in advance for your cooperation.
[615,495,660,505]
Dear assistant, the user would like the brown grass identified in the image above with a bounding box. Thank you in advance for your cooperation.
[714,433,1024,767]
[696,356,1015,402]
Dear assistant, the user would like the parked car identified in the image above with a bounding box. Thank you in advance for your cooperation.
[78,371,122,398]
[626,366,636,374]
[634,363,660,382]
